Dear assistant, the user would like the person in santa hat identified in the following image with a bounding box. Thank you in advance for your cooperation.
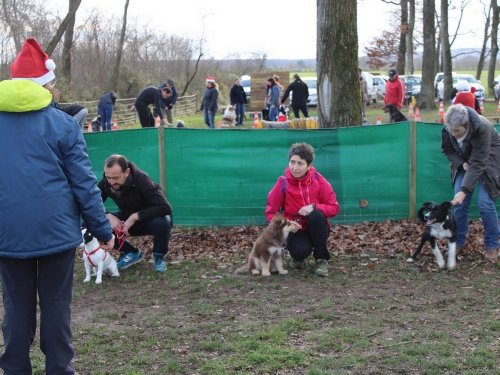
[200,76,219,128]
[0,38,114,374]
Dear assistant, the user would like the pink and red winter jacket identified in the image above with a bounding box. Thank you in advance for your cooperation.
[265,167,339,228]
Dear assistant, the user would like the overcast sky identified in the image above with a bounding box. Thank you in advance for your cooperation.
[49,0,487,60]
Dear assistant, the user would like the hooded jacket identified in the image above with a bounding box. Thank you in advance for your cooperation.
[384,75,405,109]
[0,80,113,259]
[265,167,339,228]
[441,106,500,199]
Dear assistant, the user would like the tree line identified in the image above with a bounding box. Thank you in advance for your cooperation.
[1,0,498,127]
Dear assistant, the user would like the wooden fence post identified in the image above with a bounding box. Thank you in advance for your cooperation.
[409,119,417,218]
[158,126,166,193]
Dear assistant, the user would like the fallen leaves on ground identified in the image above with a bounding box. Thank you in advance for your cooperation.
[126,219,489,265]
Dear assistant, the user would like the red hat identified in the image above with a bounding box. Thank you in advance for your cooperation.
[206,76,216,84]
[10,38,56,86]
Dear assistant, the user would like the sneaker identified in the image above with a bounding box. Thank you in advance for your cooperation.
[484,248,498,263]
[153,253,167,272]
[292,259,306,270]
[116,250,143,270]
[314,259,329,277]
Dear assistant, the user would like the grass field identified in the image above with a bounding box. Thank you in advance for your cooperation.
[159,100,500,130]
[16,253,499,374]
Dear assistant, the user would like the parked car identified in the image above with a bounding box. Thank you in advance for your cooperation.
[240,74,251,102]
[361,71,377,103]
[494,75,500,101]
[401,75,421,103]
[372,76,387,100]
[434,73,485,102]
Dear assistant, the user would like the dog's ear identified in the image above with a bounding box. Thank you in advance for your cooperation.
[417,206,427,222]
[441,201,452,211]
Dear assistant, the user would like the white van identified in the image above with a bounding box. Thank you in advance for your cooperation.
[361,71,377,103]
[240,75,251,101]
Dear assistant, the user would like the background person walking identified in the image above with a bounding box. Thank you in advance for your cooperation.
[229,77,247,126]
[201,76,219,128]
[281,74,309,118]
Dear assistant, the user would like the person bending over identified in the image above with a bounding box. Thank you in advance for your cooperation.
[98,154,173,272]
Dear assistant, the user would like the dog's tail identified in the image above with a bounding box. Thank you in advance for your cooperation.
[234,264,249,274]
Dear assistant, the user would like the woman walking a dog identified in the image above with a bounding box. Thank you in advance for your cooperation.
[442,104,500,263]
[265,143,340,276]
[0,38,114,374]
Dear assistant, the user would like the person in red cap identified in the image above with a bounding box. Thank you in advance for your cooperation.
[0,38,114,374]
[200,76,219,128]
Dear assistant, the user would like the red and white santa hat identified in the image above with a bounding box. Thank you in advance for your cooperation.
[10,38,56,86]
[206,76,216,84]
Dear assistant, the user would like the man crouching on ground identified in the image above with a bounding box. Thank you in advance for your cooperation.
[99,154,173,272]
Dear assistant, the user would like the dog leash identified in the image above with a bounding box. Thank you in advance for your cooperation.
[114,221,127,254]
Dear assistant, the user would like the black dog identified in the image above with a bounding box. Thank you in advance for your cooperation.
[383,104,408,123]
[407,201,457,269]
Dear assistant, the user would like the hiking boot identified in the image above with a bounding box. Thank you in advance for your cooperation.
[484,248,498,263]
[314,259,329,277]
[117,250,143,270]
[292,259,306,270]
[153,253,167,272]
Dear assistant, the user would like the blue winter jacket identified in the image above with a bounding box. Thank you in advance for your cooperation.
[0,80,113,259]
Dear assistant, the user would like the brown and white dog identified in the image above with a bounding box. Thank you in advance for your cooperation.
[220,105,237,127]
[235,214,299,276]
[81,227,119,284]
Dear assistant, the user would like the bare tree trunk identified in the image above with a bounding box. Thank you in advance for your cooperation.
[181,52,203,97]
[406,0,415,74]
[441,0,453,101]
[45,0,82,55]
[418,0,436,110]
[112,0,130,92]
[397,0,408,75]
[475,5,491,81]
[434,11,441,73]
[2,0,24,51]
[317,0,361,127]
[488,0,499,96]
[61,0,78,84]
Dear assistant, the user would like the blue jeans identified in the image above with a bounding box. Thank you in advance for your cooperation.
[235,103,245,125]
[269,105,278,121]
[204,109,215,128]
[0,249,76,374]
[453,172,500,249]
[112,212,173,255]
[99,103,113,131]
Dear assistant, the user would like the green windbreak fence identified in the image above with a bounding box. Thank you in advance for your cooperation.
[83,122,500,226]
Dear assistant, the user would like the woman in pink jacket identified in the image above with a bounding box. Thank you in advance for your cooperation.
[265,143,340,277]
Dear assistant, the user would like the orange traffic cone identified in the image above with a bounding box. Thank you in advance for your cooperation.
[111,119,118,130]
[438,100,445,123]
[253,112,259,128]
[408,103,415,118]
[497,98,500,113]
[375,115,382,125]
[415,107,421,122]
